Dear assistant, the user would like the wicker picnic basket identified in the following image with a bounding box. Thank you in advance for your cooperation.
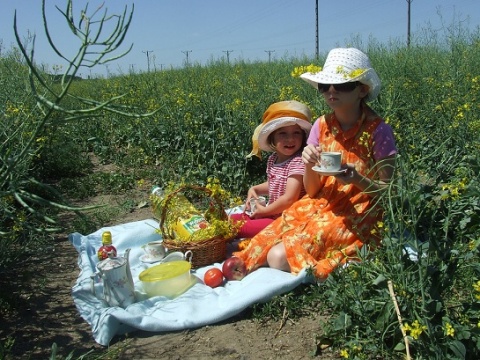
[156,184,237,268]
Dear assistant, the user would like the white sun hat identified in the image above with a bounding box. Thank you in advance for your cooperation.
[300,47,381,102]
[247,100,312,159]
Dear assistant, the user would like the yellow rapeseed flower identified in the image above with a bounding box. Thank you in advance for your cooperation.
[411,320,427,339]
[13,222,23,232]
[291,64,322,78]
[305,64,322,73]
[473,280,480,300]
[402,320,427,340]
[358,131,371,149]
[340,349,349,358]
[348,68,366,78]
[441,180,467,200]
[279,86,294,100]
[444,323,455,337]
[5,101,21,116]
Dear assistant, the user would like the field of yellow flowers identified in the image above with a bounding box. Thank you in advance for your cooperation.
[1,4,480,357]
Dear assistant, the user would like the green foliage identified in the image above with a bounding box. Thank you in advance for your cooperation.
[309,150,480,358]
[0,336,15,359]
[0,0,151,270]
[1,1,480,358]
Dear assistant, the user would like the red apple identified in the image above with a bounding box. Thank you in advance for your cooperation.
[222,256,247,281]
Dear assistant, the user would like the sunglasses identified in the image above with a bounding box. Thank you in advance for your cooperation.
[317,81,360,93]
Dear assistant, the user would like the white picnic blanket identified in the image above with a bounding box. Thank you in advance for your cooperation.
[69,218,312,346]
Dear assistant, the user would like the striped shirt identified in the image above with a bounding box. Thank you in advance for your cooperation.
[266,152,306,217]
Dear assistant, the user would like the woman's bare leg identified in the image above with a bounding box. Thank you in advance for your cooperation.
[267,242,291,272]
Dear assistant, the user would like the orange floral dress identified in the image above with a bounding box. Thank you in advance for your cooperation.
[233,106,388,279]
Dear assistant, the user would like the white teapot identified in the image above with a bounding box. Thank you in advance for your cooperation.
[94,248,136,308]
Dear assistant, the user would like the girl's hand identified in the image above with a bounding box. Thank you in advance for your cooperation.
[302,144,321,166]
[245,188,259,212]
[249,203,266,219]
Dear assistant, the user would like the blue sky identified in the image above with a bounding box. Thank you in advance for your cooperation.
[1,0,479,77]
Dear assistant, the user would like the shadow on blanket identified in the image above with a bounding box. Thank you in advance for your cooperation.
[69,219,312,346]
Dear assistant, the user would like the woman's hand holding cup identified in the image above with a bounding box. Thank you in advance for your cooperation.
[302,144,321,166]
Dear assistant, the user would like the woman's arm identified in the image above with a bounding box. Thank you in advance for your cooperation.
[302,144,323,197]
[337,155,396,197]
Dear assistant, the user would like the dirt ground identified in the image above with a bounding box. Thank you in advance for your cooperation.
[0,200,336,360]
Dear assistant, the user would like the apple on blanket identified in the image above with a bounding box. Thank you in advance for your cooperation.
[222,256,247,281]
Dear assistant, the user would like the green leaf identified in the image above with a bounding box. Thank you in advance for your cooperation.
[393,341,406,351]
[136,200,148,209]
[333,312,352,332]
[449,340,466,358]
[373,274,387,286]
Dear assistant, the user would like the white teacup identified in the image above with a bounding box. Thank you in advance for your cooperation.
[142,240,166,260]
[249,196,266,213]
[319,152,342,171]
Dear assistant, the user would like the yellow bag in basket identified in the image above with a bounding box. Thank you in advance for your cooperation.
[172,195,209,239]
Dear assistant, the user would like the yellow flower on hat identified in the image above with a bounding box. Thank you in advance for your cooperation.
[300,47,381,102]
[348,68,367,79]
[336,66,367,80]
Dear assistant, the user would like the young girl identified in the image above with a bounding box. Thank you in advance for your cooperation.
[233,48,398,279]
[230,100,312,238]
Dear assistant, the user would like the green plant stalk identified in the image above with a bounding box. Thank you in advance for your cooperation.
[0,0,158,239]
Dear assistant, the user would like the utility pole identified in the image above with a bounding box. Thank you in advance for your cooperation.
[223,50,234,64]
[181,50,192,66]
[152,54,157,72]
[406,0,412,47]
[265,50,275,63]
[315,0,319,59]
[142,50,153,72]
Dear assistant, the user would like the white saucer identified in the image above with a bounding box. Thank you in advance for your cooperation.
[312,166,347,176]
[140,254,164,264]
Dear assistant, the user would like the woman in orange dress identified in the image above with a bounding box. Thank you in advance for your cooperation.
[233,48,398,280]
